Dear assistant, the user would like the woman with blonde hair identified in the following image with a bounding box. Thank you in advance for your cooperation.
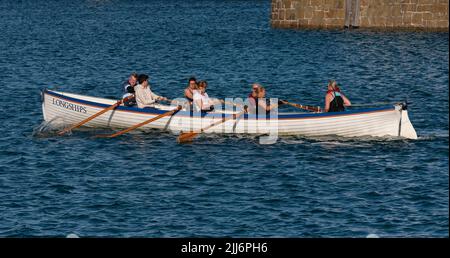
[253,86,278,115]
[324,80,351,112]
[193,80,215,112]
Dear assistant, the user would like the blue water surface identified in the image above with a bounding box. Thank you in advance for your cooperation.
[0,0,448,237]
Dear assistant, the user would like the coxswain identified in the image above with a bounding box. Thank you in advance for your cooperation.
[324,80,351,112]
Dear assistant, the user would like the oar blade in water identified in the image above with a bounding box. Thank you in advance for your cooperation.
[177,132,198,143]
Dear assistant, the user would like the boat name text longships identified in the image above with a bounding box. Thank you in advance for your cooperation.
[52,98,87,114]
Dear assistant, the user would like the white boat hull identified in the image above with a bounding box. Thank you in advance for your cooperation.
[41,89,418,139]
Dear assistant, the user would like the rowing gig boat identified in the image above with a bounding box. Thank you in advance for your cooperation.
[41,89,418,139]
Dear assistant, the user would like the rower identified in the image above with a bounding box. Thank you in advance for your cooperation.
[246,86,278,116]
[122,72,138,107]
[134,74,168,109]
[246,83,260,113]
[256,87,278,115]
[193,80,215,112]
[184,77,198,104]
[324,80,351,112]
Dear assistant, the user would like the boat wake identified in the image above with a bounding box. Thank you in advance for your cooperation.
[32,117,69,138]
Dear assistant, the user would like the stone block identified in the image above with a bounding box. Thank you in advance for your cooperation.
[425,20,438,28]
[282,0,291,9]
[309,0,324,7]
[402,13,412,24]
[392,5,402,17]
[435,3,448,13]
[323,18,339,26]
[422,12,433,20]
[437,20,449,28]
[281,9,286,20]
[289,20,299,28]
[386,17,394,27]
[298,18,309,26]
[380,6,391,18]
[304,7,314,19]
[286,9,296,20]
[359,17,370,26]
[407,3,416,12]
[359,5,368,17]
[335,9,345,18]
[311,16,325,26]
[296,6,306,19]
[393,17,404,26]
[271,20,280,27]
[377,16,387,26]
[314,10,325,19]
[417,4,432,12]
[411,13,423,24]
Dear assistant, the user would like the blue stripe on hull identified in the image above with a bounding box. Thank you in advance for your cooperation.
[43,89,395,120]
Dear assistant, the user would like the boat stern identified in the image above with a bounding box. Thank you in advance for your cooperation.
[397,103,418,139]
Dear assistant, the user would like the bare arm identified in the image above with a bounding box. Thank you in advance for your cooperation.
[324,93,332,112]
[341,94,351,106]
[149,90,161,100]
[185,88,193,100]
[267,102,278,111]
[149,89,167,101]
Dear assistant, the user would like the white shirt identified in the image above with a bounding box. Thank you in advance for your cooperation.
[193,90,212,111]
[134,84,161,108]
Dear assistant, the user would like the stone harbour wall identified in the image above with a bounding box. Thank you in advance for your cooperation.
[271,0,449,30]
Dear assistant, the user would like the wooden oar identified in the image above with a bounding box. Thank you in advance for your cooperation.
[58,95,133,136]
[280,100,322,113]
[96,105,182,138]
[177,110,245,143]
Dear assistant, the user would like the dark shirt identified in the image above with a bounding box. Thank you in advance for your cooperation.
[185,87,194,102]
[123,80,135,94]
[122,80,136,107]
[328,92,345,112]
